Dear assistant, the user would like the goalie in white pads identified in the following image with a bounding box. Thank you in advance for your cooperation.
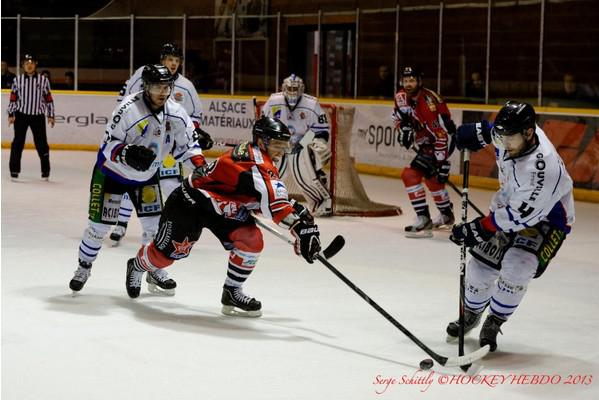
[110,43,213,244]
[262,74,332,216]
[69,65,206,295]
[447,101,574,352]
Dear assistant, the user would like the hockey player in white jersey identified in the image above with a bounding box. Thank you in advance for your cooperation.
[69,64,206,295]
[110,43,213,243]
[446,101,575,352]
[261,74,332,216]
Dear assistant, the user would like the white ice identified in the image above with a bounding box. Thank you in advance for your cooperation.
[2,149,598,400]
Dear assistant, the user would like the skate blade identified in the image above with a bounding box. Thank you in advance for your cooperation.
[71,290,80,297]
[221,305,262,318]
[111,240,121,247]
[433,224,452,231]
[147,283,175,296]
[405,230,433,239]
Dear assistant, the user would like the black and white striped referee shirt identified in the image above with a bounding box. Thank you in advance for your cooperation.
[7,73,55,117]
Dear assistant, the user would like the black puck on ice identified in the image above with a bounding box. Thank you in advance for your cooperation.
[419,358,434,370]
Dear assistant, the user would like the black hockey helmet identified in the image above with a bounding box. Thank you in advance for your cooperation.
[493,100,536,136]
[252,116,291,144]
[160,43,183,60]
[142,64,175,86]
[401,66,423,79]
[21,54,37,64]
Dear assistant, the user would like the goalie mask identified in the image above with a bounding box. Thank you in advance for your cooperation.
[282,74,305,109]
[252,116,292,161]
[492,100,537,157]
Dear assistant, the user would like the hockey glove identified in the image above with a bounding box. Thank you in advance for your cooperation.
[291,221,321,264]
[291,199,314,225]
[309,138,331,164]
[450,217,494,248]
[398,125,415,149]
[436,160,451,184]
[119,144,156,171]
[193,127,214,150]
[455,121,492,152]
[410,153,437,178]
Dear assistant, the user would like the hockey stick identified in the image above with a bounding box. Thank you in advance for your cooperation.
[458,149,471,371]
[257,217,490,367]
[446,180,485,218]
[314,253,490,367]
[254,217,345,260]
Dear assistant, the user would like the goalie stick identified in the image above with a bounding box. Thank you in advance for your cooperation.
[257,217,490,368]
[254,217,345,260]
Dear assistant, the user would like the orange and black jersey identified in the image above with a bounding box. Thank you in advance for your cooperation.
[185,142,295,224]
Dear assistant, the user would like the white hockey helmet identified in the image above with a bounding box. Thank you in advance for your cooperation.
[282,74,304,108]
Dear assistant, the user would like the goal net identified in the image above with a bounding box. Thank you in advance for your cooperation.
[259,101,401,217]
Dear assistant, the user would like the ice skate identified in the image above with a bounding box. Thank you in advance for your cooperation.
[146,268,176,296]
[479,314,505,352]
[221,285,262,317]
[404,214,433,238]
[446,309,483,342]
[110,222,127,246]
[126,258,144,299]
[432,209,455,231]
[10,173,19,182]
[69,260,92,294]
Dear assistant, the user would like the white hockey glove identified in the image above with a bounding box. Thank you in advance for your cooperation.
[309,138,331,165]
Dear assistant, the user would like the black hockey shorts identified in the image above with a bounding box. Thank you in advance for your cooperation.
[469,221,567,279]
[152,184,257,260]
[88,165,162,224]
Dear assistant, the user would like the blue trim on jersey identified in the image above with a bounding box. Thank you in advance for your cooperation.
[125,114,153,133]
[551,165,563,195]
[173,84,198,117]
[165,113,187,126]
[546,201,571,233]
[95,152,156,185]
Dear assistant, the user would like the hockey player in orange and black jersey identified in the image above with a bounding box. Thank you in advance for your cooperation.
[125,116,322,317]
[392,66,457,238]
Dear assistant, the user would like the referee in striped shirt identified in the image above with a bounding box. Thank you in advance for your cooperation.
[7,54,55,181]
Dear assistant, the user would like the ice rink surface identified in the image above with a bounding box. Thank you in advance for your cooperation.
[2,149,598,400]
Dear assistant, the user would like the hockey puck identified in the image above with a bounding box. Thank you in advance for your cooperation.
[419,358,434,370]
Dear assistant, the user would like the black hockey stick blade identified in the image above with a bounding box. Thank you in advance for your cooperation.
[322,235,345,260]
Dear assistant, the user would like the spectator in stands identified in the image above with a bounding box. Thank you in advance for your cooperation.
[1,60,16,89]
[465,71,485,99]
[372,65,394,99]
[64,71,75,89]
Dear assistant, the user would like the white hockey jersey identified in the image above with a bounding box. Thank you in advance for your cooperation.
[489,125,575,234]
[98,92,203,183]
[261,93,330,147]
[117,67,203,127]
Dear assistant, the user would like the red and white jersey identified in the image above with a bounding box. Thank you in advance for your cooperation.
[187,142,295,224]
[392,87,453,161]
[98,92,203,183]
[117,67,203,128]
[262,93,330,147]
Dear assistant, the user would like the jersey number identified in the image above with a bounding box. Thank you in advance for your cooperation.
[318,114,328,124]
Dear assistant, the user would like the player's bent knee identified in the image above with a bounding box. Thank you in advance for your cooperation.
[138,242,176,268]
[501,248,537,285]
[401,167,423,186]
[230,225,264,253]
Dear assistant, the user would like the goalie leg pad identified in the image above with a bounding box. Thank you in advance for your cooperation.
[291,147,331,212]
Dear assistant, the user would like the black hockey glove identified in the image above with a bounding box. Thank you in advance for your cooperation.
[436,160,451,184]
[291,199,314,224]
[410,153,437,178]
[193,127,214,150]
[450,217,494,248]
[398,125,414,149]
[455,121,492,152]
[291,220,321,264]
[119,144,156,171]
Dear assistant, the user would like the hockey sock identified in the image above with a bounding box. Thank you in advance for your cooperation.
[405,183,429,215]
[224,248,259,288]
